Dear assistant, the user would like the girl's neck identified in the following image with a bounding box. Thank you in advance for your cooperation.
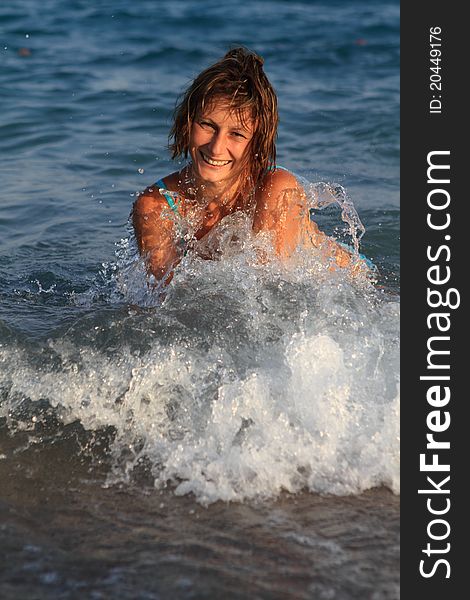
[181,164,244,208]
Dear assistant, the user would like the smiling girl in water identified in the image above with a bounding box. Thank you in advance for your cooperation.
[132,47,354,283]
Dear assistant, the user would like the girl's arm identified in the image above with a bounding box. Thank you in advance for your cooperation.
[252,169,352,266]
[132,191,182,282]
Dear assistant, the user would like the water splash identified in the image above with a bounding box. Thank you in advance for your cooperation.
[0,179,397,505]
[1,217,399,505]
[298,176,366,254]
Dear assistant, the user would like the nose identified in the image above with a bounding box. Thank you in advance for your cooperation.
[208,130,225,156]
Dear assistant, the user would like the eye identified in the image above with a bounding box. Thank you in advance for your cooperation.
[232,131,247,139]
[199,120,215,130]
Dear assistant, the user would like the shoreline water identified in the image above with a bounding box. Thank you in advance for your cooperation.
[1,443,399,599]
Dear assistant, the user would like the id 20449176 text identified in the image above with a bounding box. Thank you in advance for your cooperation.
[429,26,443,114]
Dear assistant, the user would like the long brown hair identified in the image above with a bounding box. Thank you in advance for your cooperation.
[169,47,278,185]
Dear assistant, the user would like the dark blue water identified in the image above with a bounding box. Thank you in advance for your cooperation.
[1,1,399,598]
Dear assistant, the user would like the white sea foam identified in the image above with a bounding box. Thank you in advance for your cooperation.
[0,214,399,505]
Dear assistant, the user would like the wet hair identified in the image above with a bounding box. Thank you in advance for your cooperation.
[169,47,278,184]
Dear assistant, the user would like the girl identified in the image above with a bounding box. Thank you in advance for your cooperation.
[132,47,353,283]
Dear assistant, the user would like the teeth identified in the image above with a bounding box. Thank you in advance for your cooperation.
[202,152,230,167]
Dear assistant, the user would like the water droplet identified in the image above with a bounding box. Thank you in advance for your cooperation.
[138,168,145,174]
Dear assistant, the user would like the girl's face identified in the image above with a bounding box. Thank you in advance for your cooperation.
[188,100,254,185]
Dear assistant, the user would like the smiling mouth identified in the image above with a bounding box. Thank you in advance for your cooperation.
[200,151,231,167]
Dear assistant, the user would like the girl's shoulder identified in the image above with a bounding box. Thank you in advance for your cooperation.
[132,171,181,217]
[257,165,299,195]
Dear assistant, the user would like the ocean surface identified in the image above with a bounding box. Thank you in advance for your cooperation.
[0,1,399,598]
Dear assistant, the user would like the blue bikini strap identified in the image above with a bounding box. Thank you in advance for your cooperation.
[338,242,376,270]
[155,179,179,213]
[265,165,289,173]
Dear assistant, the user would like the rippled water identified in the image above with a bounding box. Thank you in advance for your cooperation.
[1,0,399,598]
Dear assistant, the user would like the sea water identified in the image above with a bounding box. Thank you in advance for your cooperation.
[0,1,399,598]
